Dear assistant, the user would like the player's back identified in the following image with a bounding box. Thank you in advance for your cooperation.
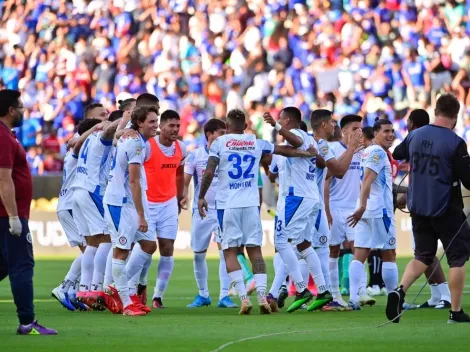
[187,146,218,209]
[329,141,361,210]
[209,133,273,209]
[57,150,78,212]
[74,131,113,195]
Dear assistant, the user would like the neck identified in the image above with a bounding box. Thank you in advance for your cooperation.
[229,129,244,135]
[313,129,326,141]
[375,142,389,151]
[433,116,455,130]
[0,117,13,130]
[159,134,173,147]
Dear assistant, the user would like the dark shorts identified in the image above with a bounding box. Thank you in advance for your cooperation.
[411,208,470,268]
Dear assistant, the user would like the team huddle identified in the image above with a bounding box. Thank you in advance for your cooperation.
[52,92,449,317]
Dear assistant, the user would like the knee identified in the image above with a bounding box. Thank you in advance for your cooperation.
[113,248,129,261]
[414,254,434,266]
[329,245,340,257]
[158,240,174,256]
[140,241,157,255]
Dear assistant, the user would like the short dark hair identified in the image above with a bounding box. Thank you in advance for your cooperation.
[77,118,102,135]
[362,126,374,141]
[408,109,429,128]
[109,110,124,122]
[435,94,460,119]
[160,109,180,124]
[310,109,332,130]
[299,121,308,133]
[84,103,104,119]
[204,118,226,141]
[0,89,21,117]
[281,106,302,123]
[136,93,159,107]
[118,98,136,111]
[226,109,246,130]
[340,114,362,129]
[131,106,159,130]
[373,118,393,132]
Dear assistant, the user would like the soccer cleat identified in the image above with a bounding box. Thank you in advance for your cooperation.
[130,295,151,313]
[246,280,256,296]
[69,293,90,311]
[418,301,437,309]
[217,296,238,308]
[348,301,362,311]
[366,285,382,297]
[76,290,95,308]
[51,287,75,312]
[403,302,418,310]
[123,303,147,316]
[287,289,314,313]
[277,285,288,309]
[435,300,451,309]
[381,287,388,296]
[239,298,253,315]
[228,287,238,297]
[187,294,212,308]
[448,309,470,323]
[92,291,107,311]
[17,320,57,335]
[340,287,349,296]
[386,287,405,323]
[266,293,279,313]
[359,294,376,306]
[307,291,333,311]
[258,297,272,315]
[152,297,165,309]
[137,284,147,305]
[321,300,352,312]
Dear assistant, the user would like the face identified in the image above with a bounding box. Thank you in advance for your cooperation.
[10,98,25,128]
[88,106,109,120]
[160,118,180,141]
[374,124,395,150]
[342,121,362,142]
[140,112,159,139]
[207,128,226,145]
[323,117,336,139]
[278,111,290,128]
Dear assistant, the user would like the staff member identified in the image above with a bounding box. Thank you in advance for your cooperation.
[386,94,470,324]
[0,89,57,335]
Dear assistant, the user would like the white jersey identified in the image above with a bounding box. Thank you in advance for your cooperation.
[185,146,218,209]
[358,144,393,218]
[103,134,148,206]
[209,133,274,209]
[57,149,78,212]
[312,136,335,203]
[73,131,113,195]
[268,154,283,185]
[329,142,361,211]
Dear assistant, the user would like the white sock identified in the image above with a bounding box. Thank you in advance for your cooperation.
[68,275,80,295]
[316,247,330,289]
[349,260,363,303]
[139,255,152,285]
[103,249,114,289]
[329,257,340,299]
[438,282,451,302]
[91,242,112,292]
[218,250,230,300]
[299,259,309,284]
[276,243,306,293]
[60,254,82,293]
[112,258,132,307]
[269,252,287,298]
[300,246,327,293]
[228,269,247,301]
[428,284,440,305]
[194,252,209,298]
[359,262,368,296]
[254,273,267,302]
[154,256,174,299]
[381,262,398,294]
[126,245,152,296]
[79,245,97,291]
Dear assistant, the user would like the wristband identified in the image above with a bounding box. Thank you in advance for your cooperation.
[275,123,282,131]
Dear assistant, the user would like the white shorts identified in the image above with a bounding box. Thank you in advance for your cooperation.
[148,197,178,240]
[217,206,262,250]
[354,215,396,250]
[57,210,85,247]
[311,207,330,248]
[72,188,108,237]
[329,208,356,246]
[274,195,319,246]
[191,208,219,252]
[104,201,154,250]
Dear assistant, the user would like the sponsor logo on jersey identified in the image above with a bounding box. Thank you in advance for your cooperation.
[162,163,177,169]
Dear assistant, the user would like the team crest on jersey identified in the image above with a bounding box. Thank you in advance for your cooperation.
[135,147,143,155]
[371,153,381,164]
[319,235,328,244]
[389,237,396,246]
[320,145,328,156]
[26,232,32,243]
[119,236,127,245]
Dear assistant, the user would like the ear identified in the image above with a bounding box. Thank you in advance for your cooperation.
[244,123,248,130]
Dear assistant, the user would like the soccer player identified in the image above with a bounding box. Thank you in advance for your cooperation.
[184,118,237,309]
[348,119,398,311]
[52,118,105,312]
[144,109,187,309]
[72,107,121,310]
[104,106,159,316]
[198,109,316,315]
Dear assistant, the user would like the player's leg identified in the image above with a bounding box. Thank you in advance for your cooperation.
[267,249,287,306]
[422,257,451,309]
[236,247,255,294]
[329,208,349,305]
[367,249,383,296]
[341,243,353,295]
[216,241,237,308]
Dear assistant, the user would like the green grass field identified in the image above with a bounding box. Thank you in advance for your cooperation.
[0,257,468,352]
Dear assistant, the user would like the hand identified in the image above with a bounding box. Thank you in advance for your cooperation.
[305,145,318,157]
[326,210,333,228]
[178,196,188,214]
[9,216,22,236]
[263,112,276,127]
[396,195,407,210]
[122,129,139,139]
[95,120,111,131]
[137,214,148,233]
[122,110,132,124]
[347,129,363,151]
[198,198,208,219]
[347,207,365,228]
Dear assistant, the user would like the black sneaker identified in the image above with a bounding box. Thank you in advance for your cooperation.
[418,301,437,309]
[448,310,470,323]
[435,300,451,309]
[277,285,288,309]
[386,286,405,323]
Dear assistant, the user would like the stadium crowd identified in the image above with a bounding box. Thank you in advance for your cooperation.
[2,0,470,175]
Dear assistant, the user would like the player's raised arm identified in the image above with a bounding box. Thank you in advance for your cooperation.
[198,155,219,218]
[73,120,110,156]
[263,112,302,148]
[129,163,147,233]
[102,118,122,140]
[324,129,362,179]
[273,144,317,158]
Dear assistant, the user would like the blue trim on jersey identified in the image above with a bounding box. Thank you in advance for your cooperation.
[89,186,105,218]
[217,209,224,232]
[71,154,78,159]
[382,209,391,233]
[139,132,147,142]
[288,186,294,196]
[100,138,113,146]
[108,205,122,231]
[67,209,73,218]
[262,149,273,155]
[193,170,198,190]
[272,165,279,173]
[315,209,322,230]
[204,146,209,154]
[285,195,303,227]
[340,142,347,149]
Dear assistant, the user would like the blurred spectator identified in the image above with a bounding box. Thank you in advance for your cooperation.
[42,129,60,154]
[43,151,63,175]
